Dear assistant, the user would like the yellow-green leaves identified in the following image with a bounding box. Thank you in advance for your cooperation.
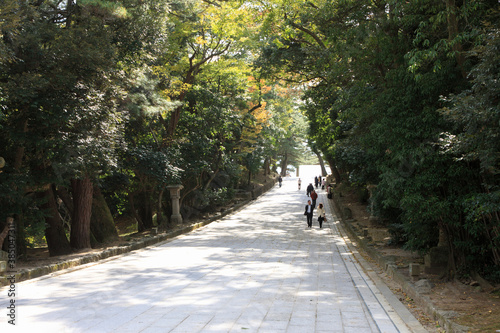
[79,0,129,18]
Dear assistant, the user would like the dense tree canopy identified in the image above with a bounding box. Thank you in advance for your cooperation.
[0,0,308,255]
[0,0,498,280]
[257,0,499,280]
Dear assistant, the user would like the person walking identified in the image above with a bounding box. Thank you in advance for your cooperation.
[306,183,314,197]
[278,175,283,187]
[314,176,319,189]
[298,178,302,190]
[316,203,326,228]
[304,200,313,228]
[310,189,318,209]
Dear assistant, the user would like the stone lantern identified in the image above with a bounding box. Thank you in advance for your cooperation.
[167,185,184,224]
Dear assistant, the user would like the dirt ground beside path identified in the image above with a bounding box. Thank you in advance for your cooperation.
[336,188,500,333]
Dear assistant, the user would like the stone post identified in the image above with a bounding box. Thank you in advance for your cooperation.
[167,185,183,224]
[366,184,379,225]
[409,263,421,277]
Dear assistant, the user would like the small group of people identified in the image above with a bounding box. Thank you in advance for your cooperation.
[314,175,326,189]
[304,200,326,228]
[300,176,325,191]
[306,184,318,206]
[303,178,326,228]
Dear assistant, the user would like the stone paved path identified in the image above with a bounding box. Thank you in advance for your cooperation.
[1,178,418,332]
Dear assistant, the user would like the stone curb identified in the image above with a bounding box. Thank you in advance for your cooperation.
[0,181,277,287]
[329,194,470,333]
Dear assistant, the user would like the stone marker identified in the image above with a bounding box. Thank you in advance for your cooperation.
[409,263,420,277]
[415,279,433,294]
[424,246,449,275]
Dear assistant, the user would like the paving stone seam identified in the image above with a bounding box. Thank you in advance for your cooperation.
[321,192,401,333]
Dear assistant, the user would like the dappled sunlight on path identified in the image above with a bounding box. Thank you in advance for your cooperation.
[2,177,408,332]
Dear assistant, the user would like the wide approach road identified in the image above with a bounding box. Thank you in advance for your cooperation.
[2,177,425,333]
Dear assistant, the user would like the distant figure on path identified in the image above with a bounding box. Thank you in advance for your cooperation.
[298,178,302,190]
[278,175,282,187]
[306,183,314,197]
[314,176,319,188]
[304,200,313,228]
[310,189,318,209]
[317,203,326,228]
[322,177,326,190]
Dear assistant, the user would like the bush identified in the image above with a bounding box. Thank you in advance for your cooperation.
[206,187,234,208]
[387,223,407,246]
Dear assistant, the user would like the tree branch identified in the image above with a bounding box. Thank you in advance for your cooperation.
[248,103,262,114]
[284,13,326,49]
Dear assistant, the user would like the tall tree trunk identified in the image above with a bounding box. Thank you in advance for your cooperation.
[70,177,94,249]
[90,185,118,243]
[203,169,220,191]
[280,153,288,176]
[57,186,74,216]
[166,104,184,139]
[13,119,28,171]
[38,186,72,256]
[12,119,28,257]
[271,157,278,173]
[316,152,328,176]
[263,157,269,178]
[138,191,154,230]
[165,72,193,140]
[0,221,10,252]
[445,0,465,77]
[14,214,27,259]
[326,157,341,183]
[1,214,28,260]
[65,0,74,27]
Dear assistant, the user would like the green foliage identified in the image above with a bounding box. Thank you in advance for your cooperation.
[128,147,183,187]
[0,0,181,247]
[23,214,47,248]
[204,187,234,209]
[439,28,500,175]
[260,0,500,276]
[387,223,408,247]
[1,0,497,279]
[0,171,30,222]
[100,171,131,217]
